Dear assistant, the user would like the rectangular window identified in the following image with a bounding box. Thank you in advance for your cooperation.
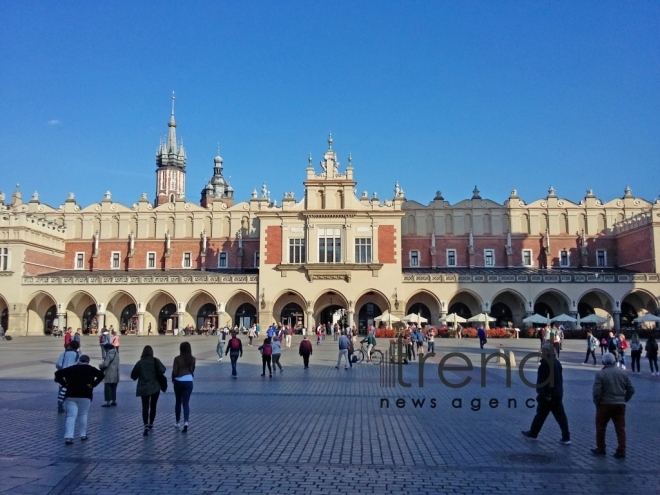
[111,252,121,269]
[288,239,306,264]
[218,252,228,268]
[410,250,420,267]
[0,247,9,271]
[147,252,156,269]
[446,249,456,267]
[484,249,495,267]
[183,252,192,268]
[318,228,341,263]
[522,249,532,267]
[354,238,372,263]
[560,250,569,267]
[597,250,607,267]
[75,252,85,270]
[254,251,260,268]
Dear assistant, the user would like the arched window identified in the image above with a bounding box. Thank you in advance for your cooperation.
[407,215,417,235]
[597,213,606,232]
[521,214,530,234]
[169,194,175,203]
[578,214,587,234]
[464,214,472,233]
[483,214,491,234]
[540,214,549,233]
[426,215,434,235]
[559,213,568,234]
[445,214,453,234]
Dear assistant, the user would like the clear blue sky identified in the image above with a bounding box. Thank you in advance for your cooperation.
[1,1,658,208]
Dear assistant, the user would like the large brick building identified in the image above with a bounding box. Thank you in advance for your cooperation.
[1,105,659,335]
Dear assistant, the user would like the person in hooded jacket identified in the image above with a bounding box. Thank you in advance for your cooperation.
[130,345,166,436]
[99,342,119,407]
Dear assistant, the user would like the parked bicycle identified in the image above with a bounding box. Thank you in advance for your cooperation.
[352,342,383,365]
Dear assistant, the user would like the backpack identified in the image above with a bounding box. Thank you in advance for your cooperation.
[589,336,597,349]
[608,338,618,352]
[99,334,106,344]
[631,341,641,352]
[230,338,240,350]
[263,344,272,357]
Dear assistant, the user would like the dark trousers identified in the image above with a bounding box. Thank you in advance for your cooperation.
[173,380,193,423]
[630,350,642,372]
[140,391,160,426]
[428,342,435,353]
[407,343,416,360]
[302,353,310,367]
[553,343,561,357]
[262,355,272,374]
[479,337,486,349]
[649,355,659,373]
[584,349,597,364]
[229,352,239,376]
[529,396,570,440]
[104,382,117,402]
[249,336,253,345]
[596,404,626,454]
[600,345,606,355]
[272,354,283,371]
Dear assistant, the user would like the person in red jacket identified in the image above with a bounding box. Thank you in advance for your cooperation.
[299,335,313,369]
[64,327,72,349]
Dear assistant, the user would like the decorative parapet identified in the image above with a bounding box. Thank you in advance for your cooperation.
[402,273,656,283]
[23,273,258,285]
[613,211,655,234]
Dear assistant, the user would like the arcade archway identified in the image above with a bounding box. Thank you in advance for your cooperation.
[534,290,571,320]
[145,290,177,335]
[272,290,307,328]
[491,290,526,327]
[186,291,218,330]
[105,291,138,334]
[313,291,348,329]
[621,290,658,327]
[66,291,98,334]
[405,290,440,325]
[355,290,390,333]
[578,289,614,326]
[225,290,257,328]
[448,291,482,321]
[234,303,257,329]
[26,292,57,335]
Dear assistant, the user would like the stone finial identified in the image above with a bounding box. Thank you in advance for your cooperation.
[509,189,518,198]
[251,188,258,200]
[624,185,633,198]
[66,192,75,202]
[104,190,112,201]
[362,191,368,199]
[261,183,268,199]
[327,133,333,150]
[394,182,400,197]
[347,153,353,167]
[31,191,39,202]
[586,189,595,198]
[548,186,556,197]
[472,186,481,200]
[372,191,378,200]
[0,191,5,203]
[307,152,313,167]
[434,190,444,201]
[139,192,148,202]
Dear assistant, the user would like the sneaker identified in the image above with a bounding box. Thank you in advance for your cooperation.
[559,438,571,445]
[182,423,188,433]
[280,369,283,372]
[269,374,272,378]
[621,365,626,370]
[111,402,117,407]
[143,427,149,437]
[613,452,625,459]
[581,363,586,366]
[218,358,222,362]
[232,375,237,379]
[591,448,606,456]
[261,373,265,376]
[521,430,537,440]
[335,366,339,369]
[175,423,180,429]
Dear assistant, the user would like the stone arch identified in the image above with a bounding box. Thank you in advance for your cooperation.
[448,290,483,322]
[26,291,57,335]
[578,213,587,234]
[577,289,614,323]
[111,216,120,238]
[185,290,219,329]
[490,289,526,327]
[0,294,7,332]
[203,216,212,237]
[225,290,257,328]
[129,216,138,238]
[184,216,194,237]
[354,289,391,333]
[65,291,98,334]
[221,216,230,237]
[105,290,138,333]
[405,290,441,326]
[620,289,659,327]
[539,213,549,233]
[533,289,571,319]
[74,218,83,238]
[272,290,307,328]
[597,213,606,232]
[144,290,177,334]
[312,290,349,329]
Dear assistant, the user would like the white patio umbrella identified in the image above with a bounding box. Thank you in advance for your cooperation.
[401,313,428,324]
[522,313,550,325]
[579,314,609,324]
[633,313,660,324]
[374,311,400,327]
[444,313,467,325]
[467,313,496,323]
[550,313,577,323]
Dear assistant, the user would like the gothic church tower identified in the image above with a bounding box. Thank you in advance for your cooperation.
[155,93,186,206]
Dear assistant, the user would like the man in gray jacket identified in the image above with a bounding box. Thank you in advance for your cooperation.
[591,352,635,458]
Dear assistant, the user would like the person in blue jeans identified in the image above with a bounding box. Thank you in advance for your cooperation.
[225,332,243,378]
[477,326,487,348]
[172,342,196,433]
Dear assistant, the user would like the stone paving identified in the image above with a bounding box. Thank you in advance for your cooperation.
[0,334,658,494]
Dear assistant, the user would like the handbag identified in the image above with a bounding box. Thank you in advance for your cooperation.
[154,360,167,392]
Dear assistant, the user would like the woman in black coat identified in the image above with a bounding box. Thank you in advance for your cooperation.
[131,345,166,436]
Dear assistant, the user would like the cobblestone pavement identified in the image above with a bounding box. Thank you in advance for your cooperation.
[0,335,658,494]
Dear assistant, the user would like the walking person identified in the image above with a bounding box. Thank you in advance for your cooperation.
[607,331,620,365]
[426,327,435,354]
[147,323,152,335]
[316,325,323,345]
[456,323,463,339]
[259,337,273,377]
[553,326,562,358]
[477,326,487,349]
[248,325,256,346]
[336,333,351,370]
[111,329,120,353]
[225,331,243,378]
[55,341,81,413]
[99,327,110,359]
[618,334,628,370]
[646,336,659,376]
[216,326,226,361]
[54,355,104,445]
[64,327,72,350]
[299,335,313,368]
[629,332,643,374]
[591,352,635,458]
[522,344,571,445]
[130,345,166,436]
[599,332,608,355]
[173,342,196,433]
[271,337,283,372]
[583,331,598,365]
[285,325,293,348]
[99,343,119,407]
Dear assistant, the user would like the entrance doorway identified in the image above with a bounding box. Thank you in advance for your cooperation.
[82,304,98,335]
[320,305,345,329]
[234,303,257,329]
[121,304,137,334]
[281,303,304,328]
[358,303,381,333]
[197,303,218,330]
[159,303,177,334]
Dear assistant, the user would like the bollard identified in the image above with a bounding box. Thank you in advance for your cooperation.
[496,349,506,364]
[508,350,516,368]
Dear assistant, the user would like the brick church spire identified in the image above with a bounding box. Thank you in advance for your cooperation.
[155,92,186,206]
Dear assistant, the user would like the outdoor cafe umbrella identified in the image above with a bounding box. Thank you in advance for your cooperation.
[444,313,467,325]
[550,314,577,323]
[522,313,550,325]
[401,313,428,324]
[468,313,496,329]
[632,313,660,324]
[374,311,400,327]
[579,313,609,324]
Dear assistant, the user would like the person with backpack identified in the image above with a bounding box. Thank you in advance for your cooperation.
[130,345,166,436]
[172,342,196,433]
[599,331,608,356]
[99,342,119,407]
[583,331,598,365]
[618,334,628,370]
[629,333,643,374]
[54,354,105,445]
[271,337,283,373]
[259,337,273,377]
[299,335,313,368]
[111,329,120,353]
[645,336,659,376]
[225,331,243,378]
[55,341,81,413]
[99,328,110,358]
[607,331,619,364]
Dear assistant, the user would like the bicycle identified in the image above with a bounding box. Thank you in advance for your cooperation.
[352,342,383,365]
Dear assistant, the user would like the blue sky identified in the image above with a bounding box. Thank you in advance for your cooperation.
[1,1,658,208]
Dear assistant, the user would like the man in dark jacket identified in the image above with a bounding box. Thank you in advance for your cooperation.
[591,352,635,458]
[54,355,104,444]
[522,344,571,444]
[299,336,313,369]
[225,332,243,378]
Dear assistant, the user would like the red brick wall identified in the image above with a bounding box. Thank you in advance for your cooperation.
[23,249,66,275]
[616,226,655,272]
[378,225,396,263]
[264,226,282,265]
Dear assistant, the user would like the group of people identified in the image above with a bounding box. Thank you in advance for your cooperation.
[583,330,659,375]
[54,339,198,443]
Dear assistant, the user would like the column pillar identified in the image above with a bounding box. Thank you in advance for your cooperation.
[306,311,314,332]
[175,312,185,335]
[613,311,621,331]
[347,310,354,327]
[137,312,144,335]
[97,312,106,331]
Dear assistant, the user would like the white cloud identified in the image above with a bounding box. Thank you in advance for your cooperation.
[47,119,61,126]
